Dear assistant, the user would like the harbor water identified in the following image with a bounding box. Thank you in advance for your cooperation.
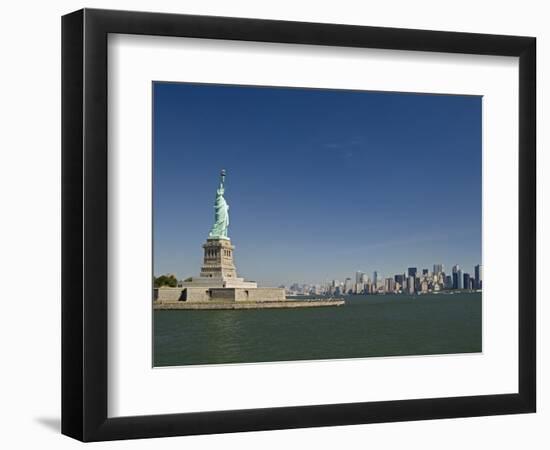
[154,292,481,367]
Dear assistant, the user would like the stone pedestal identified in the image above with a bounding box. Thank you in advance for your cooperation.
[200,238,237,279]
[155,286,287,304]
[181,237,258,289]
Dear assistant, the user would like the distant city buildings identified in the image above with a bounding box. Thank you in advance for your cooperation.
[284,261,482,296]
[384,278,395,293]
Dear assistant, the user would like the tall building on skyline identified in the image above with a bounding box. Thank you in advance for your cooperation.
[344,277,353,294]
[408,267,417,278]
[463,273,470,291]
[433,264,444,274]
[394,274,405,286]
[407,276,415,294]
[457,268,464,289]
[452,265,460,289]
[384,278,395,293]
[475,264,482,289]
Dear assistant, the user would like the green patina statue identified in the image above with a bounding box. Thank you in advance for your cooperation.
[208,169,229,239]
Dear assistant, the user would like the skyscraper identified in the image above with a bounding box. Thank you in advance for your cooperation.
[433,264,443,275]
[384,278,394,293]
[373,271,378,287]
[344,277,353,294]
[463,273,470,291]
[408,267,417,278]
[407,276,415,294]
[452,265,460,289]
[475,264,482,289]
[395,274,404,286]
[356,271,365,284]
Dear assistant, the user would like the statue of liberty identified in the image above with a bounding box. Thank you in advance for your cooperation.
[208,169,229,239]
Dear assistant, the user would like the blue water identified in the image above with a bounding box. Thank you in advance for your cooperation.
[154,293,481,367]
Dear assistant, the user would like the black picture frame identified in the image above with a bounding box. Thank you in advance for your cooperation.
[62,8,536,442]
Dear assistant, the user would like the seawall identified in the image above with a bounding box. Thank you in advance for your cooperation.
[154,299,345,310]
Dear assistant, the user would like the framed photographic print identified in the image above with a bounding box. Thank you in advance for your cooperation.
[62,8,536,441]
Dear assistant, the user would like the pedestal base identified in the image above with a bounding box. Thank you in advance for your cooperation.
[155,286,285,303]
[181,276,257,289]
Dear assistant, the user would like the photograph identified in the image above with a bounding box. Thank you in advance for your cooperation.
[152,82,483,367]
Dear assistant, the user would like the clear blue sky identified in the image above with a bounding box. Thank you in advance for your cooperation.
[153,82,481,286]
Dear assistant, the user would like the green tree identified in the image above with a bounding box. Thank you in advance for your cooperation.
[154,274,178,288]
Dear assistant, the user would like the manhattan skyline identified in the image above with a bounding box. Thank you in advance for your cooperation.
[153,82,482,287]
[282,263,482,292]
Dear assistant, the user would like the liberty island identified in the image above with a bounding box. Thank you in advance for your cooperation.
[154,170,344,310]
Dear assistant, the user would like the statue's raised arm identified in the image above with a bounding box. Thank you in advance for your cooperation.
[208,169,230,239]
